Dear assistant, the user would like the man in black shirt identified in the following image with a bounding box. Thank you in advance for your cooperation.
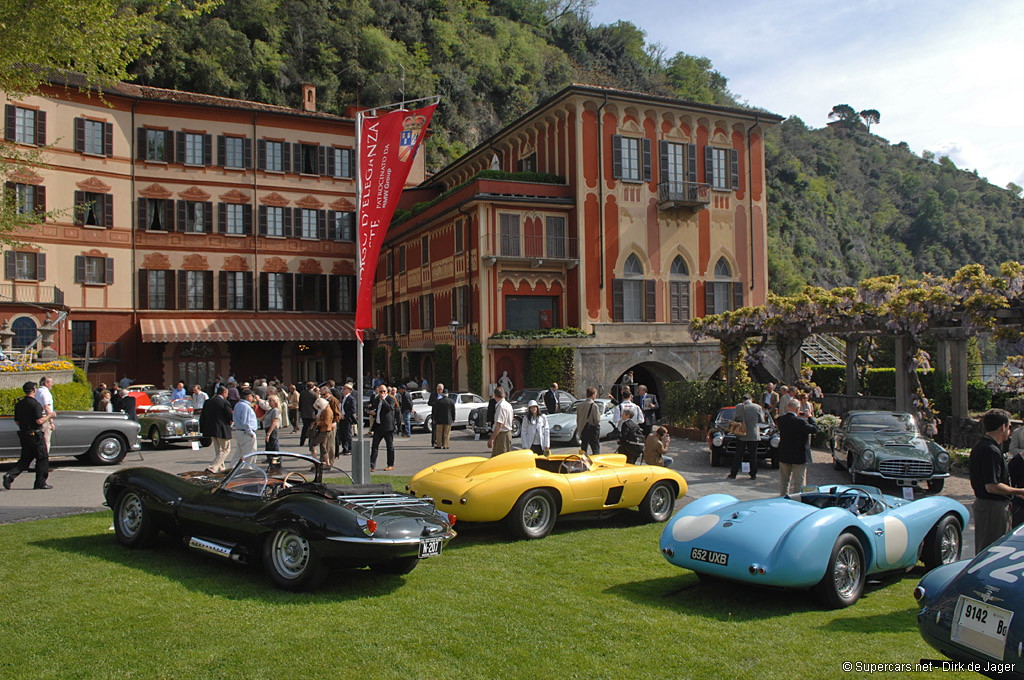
[3,381,54,490]
[969,409,1024,553]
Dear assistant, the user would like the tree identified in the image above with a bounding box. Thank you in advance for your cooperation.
[664,52,730,104]
[827,104,858,126]
[859,108,880,131]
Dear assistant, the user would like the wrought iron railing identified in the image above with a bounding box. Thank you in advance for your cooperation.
[657,181,711,207]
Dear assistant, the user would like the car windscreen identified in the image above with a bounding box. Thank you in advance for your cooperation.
[509,390,541,404]
[848,413,916,433]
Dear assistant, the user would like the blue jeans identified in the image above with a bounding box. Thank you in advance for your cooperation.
[403,410,412,436]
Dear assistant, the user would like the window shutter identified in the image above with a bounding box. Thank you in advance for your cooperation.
[732,281,744,311]
[730,148,739,190]
[177,270,187,310]
[611,134,623,179]
[203,202,212,231]
[3,250,13,279]
[105,257,114,284]
[258,205,267,236]
[137,270,148,310]
[680,281,690,321]
[103,194,114,228]
[669,281,680,323]
[244,272,253,309]
[104,122,113,156]
[175,131,185,164]
[74,190,85,225]
[218,271,228,309]
[74,117,85,153]
[74,255,85,283]
[137,198,148,231]
[36,253,45,281]
[328,275,338,312]
[35,185,45,220]
[217,202,226,234]
[204,271,213,309]
[318,275,328,312]
[165,271,176,310]
[259,273,268,310]
[243,138,252,169]
[217,135,225,166]
[203,133,212,166]
[704,146,714,185]
[644,279,656,321]
[284,273,294,311]
[687,143,697,184]
[612,279,623,322]
[292,144,302,174]
[243,204,253,235]
[317,146,326,176]
[658,141,669,185]
[317,210,326,240]
[282,142,291,173]
[326,211,337,241]
[164,130,174,163]
[294,274,305,311]
[642,138,652,182]
[34,110,45,146]
[257,139,266,170]
[705,280,715,316]
[136,127,146,160]
[176,200,186,232]
[4,105,14,141]
[326,149,335,177]
[283,207,292,238]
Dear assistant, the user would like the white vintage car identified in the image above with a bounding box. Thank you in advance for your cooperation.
[410,392,487,431]
[547,398,618,446]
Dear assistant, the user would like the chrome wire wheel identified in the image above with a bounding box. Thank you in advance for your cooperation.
[940,523,961,564]
[833,544,862,600]
[507,488,557,539]
[118,492,144,539]
[522,494,553,534]
[270,531,311,579]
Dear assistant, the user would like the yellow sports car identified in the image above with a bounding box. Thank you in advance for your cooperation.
[408,449,687,539]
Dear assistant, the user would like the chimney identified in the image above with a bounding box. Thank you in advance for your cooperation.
[301,84,316,112]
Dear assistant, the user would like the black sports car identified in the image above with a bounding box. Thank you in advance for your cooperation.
[103,451,456,590]
[706,406,780,468]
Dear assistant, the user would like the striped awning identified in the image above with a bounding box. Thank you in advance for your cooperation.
[140,317,356,343]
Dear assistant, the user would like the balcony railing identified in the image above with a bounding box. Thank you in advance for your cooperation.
[482,233,579,264]
[73,341,122,363]
[658,181,711,209]
[0,284,64,306]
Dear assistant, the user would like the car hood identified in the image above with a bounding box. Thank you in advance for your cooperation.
[546,413,577,428]
[853,433,931,458]
[668,496,818,557]
[920,525,1024,613]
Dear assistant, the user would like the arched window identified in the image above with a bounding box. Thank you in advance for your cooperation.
[12,316,36,348]
[669,256,690,323]
[621,254,644,322]
[710,257,738,314]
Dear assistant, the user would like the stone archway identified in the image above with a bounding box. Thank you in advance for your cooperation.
[608,360,684,414]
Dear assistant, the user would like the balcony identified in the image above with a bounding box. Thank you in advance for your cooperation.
[481,233,579,267]
[658,181,711,210]
[0,284,65,306]
[73,341,122,365]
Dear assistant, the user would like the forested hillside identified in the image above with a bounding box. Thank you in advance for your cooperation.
[129,0,1024,290]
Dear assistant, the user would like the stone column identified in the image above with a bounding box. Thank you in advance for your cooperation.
[895,335,909,412]
[36,313,58,360]
[949,338,969,420]
[0,320,14,354]
[845,336,859,397]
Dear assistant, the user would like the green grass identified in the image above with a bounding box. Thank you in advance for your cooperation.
[0,475,972,679]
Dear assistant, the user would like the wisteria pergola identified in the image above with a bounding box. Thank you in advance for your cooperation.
[689,263,1024,426]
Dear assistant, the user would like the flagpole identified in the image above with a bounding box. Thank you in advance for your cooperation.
[353,107,368,485]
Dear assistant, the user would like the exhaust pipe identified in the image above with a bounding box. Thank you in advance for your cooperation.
[188,537,247,563]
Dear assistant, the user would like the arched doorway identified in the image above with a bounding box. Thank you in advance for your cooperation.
[610,361,684,421]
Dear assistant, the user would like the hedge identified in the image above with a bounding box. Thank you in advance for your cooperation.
[663,378,760,428]
[523,346,575,394]
[434,344,453,388]
[0,366,92,415]
[467,343,483,396]
[805,364,845,394]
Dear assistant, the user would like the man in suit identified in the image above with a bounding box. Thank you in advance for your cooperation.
[298,381,317,446]
[432,390,456,449]
[776,399,818,496]
[338,382,356,455]
[118,388,137,422]
[369,383,396,471]
[427,382,444,446]
[398,384,414,437]
[727,394,763,480]
[761,383,781,418]
[201,386,234,473]
[637,384,659,438]
[543,383,560,415]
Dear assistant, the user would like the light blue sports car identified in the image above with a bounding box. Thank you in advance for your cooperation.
[659,484,969,608]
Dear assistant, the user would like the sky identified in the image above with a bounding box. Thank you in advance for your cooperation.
[590,0,1024,189]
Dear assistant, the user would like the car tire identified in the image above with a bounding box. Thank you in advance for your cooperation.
[921,515,962,571]
[505,488,557,539]
[710,448,722,467]
[423,415,432,433]
[638,481,675,523]
[770,456,780,469]
[263,529,327,591]
[149,426,166,450]
[570,430,580,447]
[814,532,865,608]
[371,556,419,575]
[833,454,843,471]
[199,437,212,448]
[926,478,945,493]
[113,490,158,548]
[511,417,522,439]
[89,433,129,465]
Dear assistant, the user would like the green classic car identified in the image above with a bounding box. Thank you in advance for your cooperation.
[831,411,951,492]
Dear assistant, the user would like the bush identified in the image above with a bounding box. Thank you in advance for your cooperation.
[434,344,453,388]
[805,364,845,393]
[864,368,895,396]
[524,347,575,393]
[373,346,387,375]
[968,379,992,411]
[0,370,93,415]
[389,348,402,382]
[663,378,759,428]
[467,343,483,396]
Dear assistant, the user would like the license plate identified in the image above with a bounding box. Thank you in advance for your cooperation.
[418,537,443,559]
[690,547,729,566]
[951,595,1013,660]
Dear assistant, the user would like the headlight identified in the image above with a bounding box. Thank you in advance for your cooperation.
[712,434,723,447]
[165,422,176,434]
[937,451,950,466]
[770,435,780,448]
[861,449,875,465]
[552,424,561,432]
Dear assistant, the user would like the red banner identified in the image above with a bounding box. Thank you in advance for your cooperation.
[355,103,436,342]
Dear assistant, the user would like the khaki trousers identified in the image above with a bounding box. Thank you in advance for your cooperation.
[436,424,452,448]
[779,462,806,496]
[209,437,232,472]
[491,430,512,457]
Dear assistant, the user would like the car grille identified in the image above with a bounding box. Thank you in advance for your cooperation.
[878,458,932,478]
[724,439,769,455]
[185,420,200,434]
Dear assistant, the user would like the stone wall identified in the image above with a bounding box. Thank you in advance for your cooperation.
[0,369,74,391]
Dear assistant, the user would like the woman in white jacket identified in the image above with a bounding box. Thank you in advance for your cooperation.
[520,400,550,455]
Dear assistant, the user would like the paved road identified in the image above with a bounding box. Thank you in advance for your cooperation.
[0,425,979,558]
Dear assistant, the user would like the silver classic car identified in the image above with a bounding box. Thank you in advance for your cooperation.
[0,411,142,465]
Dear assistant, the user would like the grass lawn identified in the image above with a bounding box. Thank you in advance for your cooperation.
[0,475,971,680]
